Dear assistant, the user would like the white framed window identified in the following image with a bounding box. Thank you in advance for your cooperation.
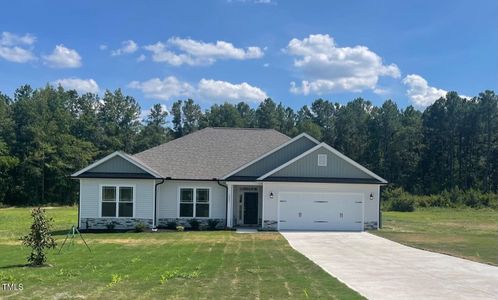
[179,187,210,218]
[100,185,135,218]
[318,154,328,166]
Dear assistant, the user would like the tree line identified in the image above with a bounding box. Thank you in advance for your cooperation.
[0,84,496,205]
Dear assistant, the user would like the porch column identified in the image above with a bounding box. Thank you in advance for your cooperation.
[226,184,234,228]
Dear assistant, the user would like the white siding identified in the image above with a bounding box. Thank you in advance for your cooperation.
[262,182,380,230]
[157,180,227,219]
[79,178,155,221]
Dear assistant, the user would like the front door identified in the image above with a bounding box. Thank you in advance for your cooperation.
[243,192,258,225]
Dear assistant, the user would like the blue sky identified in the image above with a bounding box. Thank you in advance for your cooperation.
[0,0,496,112]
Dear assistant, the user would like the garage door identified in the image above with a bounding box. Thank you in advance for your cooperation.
[278,192,363,231]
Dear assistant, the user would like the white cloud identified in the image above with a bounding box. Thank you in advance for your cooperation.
[144,37,264,66]
[128,76,194,100]
[0,32,36,63]
[263,63,270,67]
[286,34,400,95]
[54,78,99,94]
[43,44,82,68]
[99,44,108,50]
[111,40,138,56]
[129,76,267,103]
[137,54,146,62]
[0,32,36,46]
[402,74,448,109]
[198,79,267,103]
[0,46,36,63]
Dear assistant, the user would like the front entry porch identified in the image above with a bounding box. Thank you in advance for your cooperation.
[227,183,263,228]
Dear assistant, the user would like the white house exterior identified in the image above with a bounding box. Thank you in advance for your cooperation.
[72,128,387,231]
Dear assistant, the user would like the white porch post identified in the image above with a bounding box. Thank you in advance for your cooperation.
[227,184,234,228]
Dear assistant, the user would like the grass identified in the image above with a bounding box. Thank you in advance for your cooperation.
[0,207,363,299]
[373,208,498,265]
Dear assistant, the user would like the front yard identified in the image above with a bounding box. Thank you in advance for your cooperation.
[0,207,362,299]
[373,208,498,265]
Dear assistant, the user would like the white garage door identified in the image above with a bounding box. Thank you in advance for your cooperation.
[278,192,363,231]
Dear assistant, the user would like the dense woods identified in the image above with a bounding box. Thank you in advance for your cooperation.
[0,84,497,205]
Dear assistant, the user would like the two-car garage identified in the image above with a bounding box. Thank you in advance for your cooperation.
[262,182,380,231]
[278,192,364,231]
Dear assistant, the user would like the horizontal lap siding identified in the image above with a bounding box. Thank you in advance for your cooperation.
[158,180,226,219]
[79,178,155,219]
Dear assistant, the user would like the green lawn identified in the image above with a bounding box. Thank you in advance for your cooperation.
[0,207,362,299]
[373,208,498,265]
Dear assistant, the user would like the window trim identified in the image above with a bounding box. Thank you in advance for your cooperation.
[177,186,211,219]
[99,184,136,218]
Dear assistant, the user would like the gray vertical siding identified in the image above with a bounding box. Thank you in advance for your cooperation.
[232,136,317,177]
[86,156,147,174]
[269,147,373,179]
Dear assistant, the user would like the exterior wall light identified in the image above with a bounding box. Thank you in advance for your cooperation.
[369,193,374,201]
[270,192,274,199]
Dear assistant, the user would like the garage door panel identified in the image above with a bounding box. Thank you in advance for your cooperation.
[278,192,363,231]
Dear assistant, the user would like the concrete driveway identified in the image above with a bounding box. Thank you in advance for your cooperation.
[281,232,498,300]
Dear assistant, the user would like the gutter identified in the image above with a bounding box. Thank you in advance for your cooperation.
[154,178,166,229]
[216,179,228,228]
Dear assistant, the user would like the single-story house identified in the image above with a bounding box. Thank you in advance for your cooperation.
[72,127,387,231]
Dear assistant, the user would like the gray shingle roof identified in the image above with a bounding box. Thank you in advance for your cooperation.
[132,127,290,179]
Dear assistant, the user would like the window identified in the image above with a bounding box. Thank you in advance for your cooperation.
[101,185,134,217]
[318,154,327,167]
[179,188,210,218]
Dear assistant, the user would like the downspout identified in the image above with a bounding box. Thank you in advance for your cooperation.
[154,178,165,229]
[216,180,228,228]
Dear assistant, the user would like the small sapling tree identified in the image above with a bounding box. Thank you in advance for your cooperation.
[21,207,57,266]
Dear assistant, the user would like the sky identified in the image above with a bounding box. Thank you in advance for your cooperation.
[0,0,496,112]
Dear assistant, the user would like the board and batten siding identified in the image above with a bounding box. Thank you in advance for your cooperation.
[269,147,372,179]
[85,156,147,174]
[262,182,380,230]
[157,180,227,220]
[232,136,316,177]
[79,178,155,228]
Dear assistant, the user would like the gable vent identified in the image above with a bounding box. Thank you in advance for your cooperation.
[317,154,327,166]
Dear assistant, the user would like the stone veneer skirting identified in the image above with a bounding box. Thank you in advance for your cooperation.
[364,221,378,230]
[158,218,225,230]
[80,218,153,230]
[263,220,278,230]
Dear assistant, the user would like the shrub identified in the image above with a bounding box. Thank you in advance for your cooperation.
[166,221,177,230]
[383,187,415,212]
[176,226,184,232]
[20,207,57,266]
[207,219,219,230]
[106,221,117,231]
[188,219,200,231]
[134,222,146,232]
[390,197,415,212]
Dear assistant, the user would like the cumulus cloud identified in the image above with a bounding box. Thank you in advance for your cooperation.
[144,37,264,66]
[286,34,400,95]
[0,32,36,63]
[54,78,99,94]
[128,76,195,100]
[137,54,146,62]
[43,44,82,68]
[129,76,267,103]
[197,79,267,103]
[402,74,448,109]
[111,40,138,56]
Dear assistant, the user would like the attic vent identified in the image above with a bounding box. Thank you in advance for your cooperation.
[317,154,327,167]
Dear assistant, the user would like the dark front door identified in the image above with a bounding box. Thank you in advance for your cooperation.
[243,192,258,225]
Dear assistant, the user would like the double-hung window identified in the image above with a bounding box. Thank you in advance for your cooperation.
[179,188,210,218]
[101,185,134,217]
